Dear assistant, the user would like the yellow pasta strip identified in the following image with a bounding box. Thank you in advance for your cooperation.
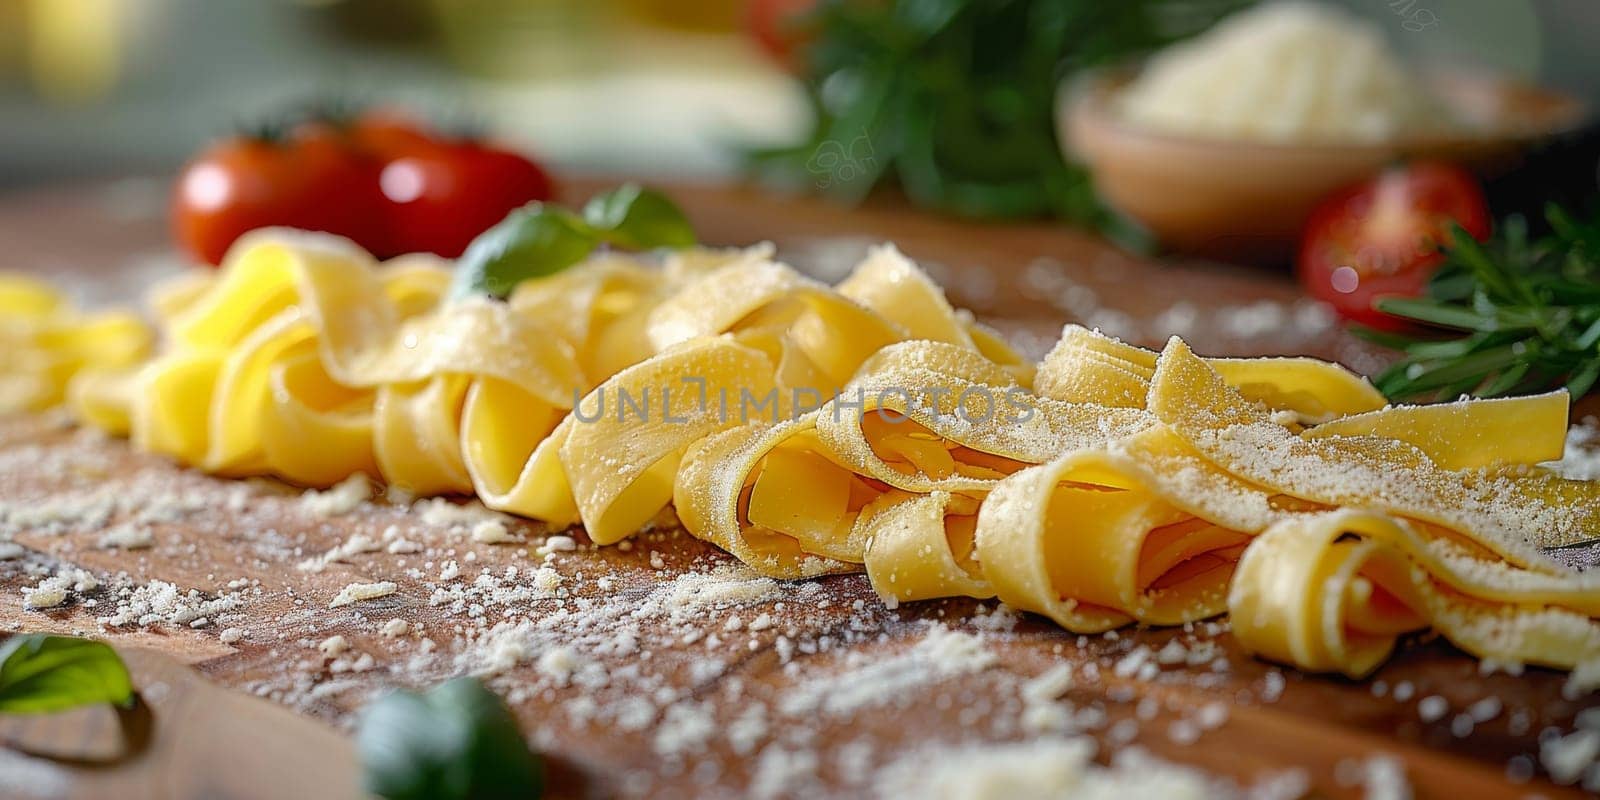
[836,245,971,344]
[647,259,849,349]
[1207,357,1387,423]
[807,341,1145,500]
[147,270,216,323]
[861,490,992,604]
[975,450,1247,632]
[132,350,222,461]
[747,445,857,562]
[259,351,378,486]
[0,273,152,413]
[835,243,1028,381]
[0,273,63,316]
[560,336,776,545]
[461,377,572,523]
[509,254,666,385]
[167,233,305,351]
[1147,337,1600,564]
[674,416,857,578]
[1230,510,1600,677]
[67,364,140,436]
[1037,324,1386,420]
[1303,391,1569,469]
[203,308,316,474]
[374,375,473,496]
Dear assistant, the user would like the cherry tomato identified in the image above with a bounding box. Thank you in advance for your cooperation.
[172,127,381,266]
[174,108,556,263]
[1297,162,1491,330]
[374,138,555,259]
[344,110,437,161]
[745,0,819,70]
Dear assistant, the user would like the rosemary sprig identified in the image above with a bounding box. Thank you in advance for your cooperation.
[1358,204,1600,402]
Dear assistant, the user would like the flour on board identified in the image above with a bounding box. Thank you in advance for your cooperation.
[329,581,397,608]
[299,474,371,517]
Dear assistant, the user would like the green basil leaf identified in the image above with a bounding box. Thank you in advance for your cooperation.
[358,677,543,800]
[448,204,599,301]
[581,184,697,250]
[0,634,133,714]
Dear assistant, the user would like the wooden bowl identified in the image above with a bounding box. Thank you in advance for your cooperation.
[1061,68,1589,262]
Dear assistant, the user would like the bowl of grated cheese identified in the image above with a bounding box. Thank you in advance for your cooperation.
[1060,2,1587,261]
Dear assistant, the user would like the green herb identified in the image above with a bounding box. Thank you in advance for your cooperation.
[448,206,598,300]
[357,677,543,800]
[449,183,696,300]
[1361,204,1600,402]
[0,634,134,714]
[744,0,1252,242]
[582,183,697,250]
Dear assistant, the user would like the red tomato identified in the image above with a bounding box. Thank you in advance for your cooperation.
[1297,162,1491,330]
[345,110,437,161]
[172,128,382,266]
[174,108,556,263]
[375,139,555,259]
[745,0,819,70]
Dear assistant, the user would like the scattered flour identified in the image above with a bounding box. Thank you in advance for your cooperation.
[97,522,154,550]
[778,623,996,718]
[298,532,382,572]
[471,520,518,544]
[329,581,397,608]
[97,579,242,628]
[1545,423,1600,481]
[1542,728,1600,786]
[415,498,506,529]
[299,474,371,517]
[1337,754,1412,800]
[22,568,98,609]
[875,738,1230,800]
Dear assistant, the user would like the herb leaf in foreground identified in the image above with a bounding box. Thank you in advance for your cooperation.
[449,185,697,301]
[1362,205,1600,402]
[582,183,697,250]
[0,634,134,714]
[357,677,543,800]
[448,205,597,301]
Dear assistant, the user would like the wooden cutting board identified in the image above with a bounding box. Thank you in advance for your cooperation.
[0,177,1595,799]
[0,647,360,800]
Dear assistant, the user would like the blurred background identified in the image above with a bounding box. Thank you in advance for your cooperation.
[0,0,1595,188]
[3,0,1600,406]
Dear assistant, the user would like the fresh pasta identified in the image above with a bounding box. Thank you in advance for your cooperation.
[7,229,1597,680]
[0,273,151,414]
[1230,510,1600,678]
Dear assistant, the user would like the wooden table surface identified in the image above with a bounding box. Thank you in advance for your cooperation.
[0,177,1595,799]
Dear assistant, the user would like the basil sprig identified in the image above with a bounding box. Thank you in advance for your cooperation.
[0,634,134,714]
[448,183,696,301]
[357,677,543,800]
